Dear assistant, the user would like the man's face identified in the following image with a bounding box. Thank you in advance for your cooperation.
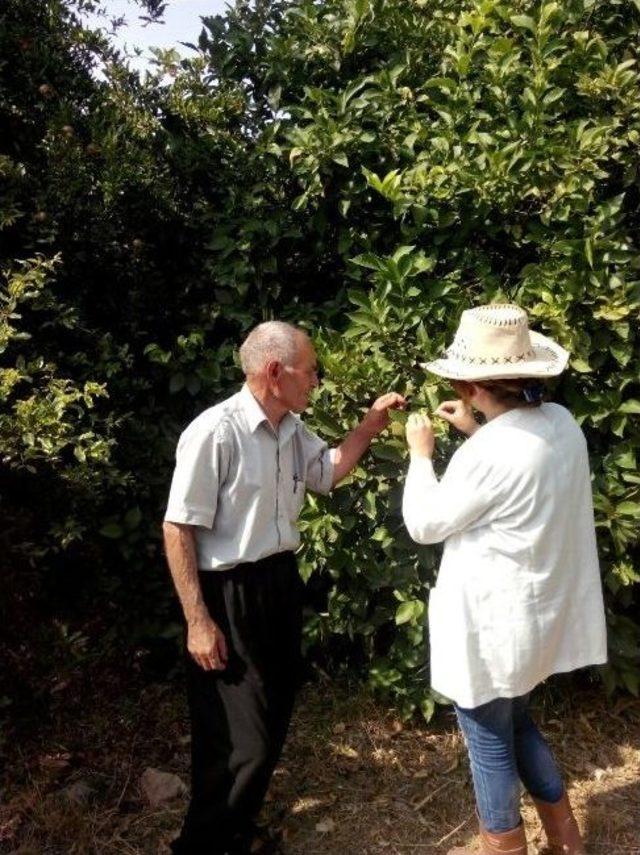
[277,336,319,413]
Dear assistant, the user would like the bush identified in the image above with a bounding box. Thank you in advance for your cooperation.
[190,0,640,714]
[1,0,638,721]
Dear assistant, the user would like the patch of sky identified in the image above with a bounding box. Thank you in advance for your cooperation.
[82,0,229,73]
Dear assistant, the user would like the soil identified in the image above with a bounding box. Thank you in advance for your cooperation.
[1,673,639,854]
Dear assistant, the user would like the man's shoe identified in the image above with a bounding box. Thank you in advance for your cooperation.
[229,823,284,855]
[447,819,528,854]
[533,791,585,854]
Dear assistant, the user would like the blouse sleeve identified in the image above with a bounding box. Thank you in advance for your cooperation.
[402,443,503,545]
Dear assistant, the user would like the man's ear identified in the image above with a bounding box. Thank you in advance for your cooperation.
[266,359,283,384]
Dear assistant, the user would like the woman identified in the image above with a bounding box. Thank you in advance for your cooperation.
[402,304,607,855]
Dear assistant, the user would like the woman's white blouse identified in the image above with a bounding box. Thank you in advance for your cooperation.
[402,403,607,708]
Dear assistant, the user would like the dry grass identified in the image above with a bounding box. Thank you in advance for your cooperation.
[266,681,640,855]
[1,677,639,854]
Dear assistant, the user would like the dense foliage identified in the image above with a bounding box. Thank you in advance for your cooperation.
[1,0,639,721]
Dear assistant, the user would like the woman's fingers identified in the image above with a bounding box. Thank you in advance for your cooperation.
[435,400,468,426]
[435,400,462,417]
[406,411,435,456]
[434,399,478,437]
[408,412,431,428]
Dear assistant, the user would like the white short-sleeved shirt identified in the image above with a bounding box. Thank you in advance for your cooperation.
[402,403,607,708]
[165,384,334,570]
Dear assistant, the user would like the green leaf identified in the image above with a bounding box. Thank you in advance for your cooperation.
[389,408,408,426]
[392,245,415,263]
[619,400,640,414]
[124,507,142,530]
[100,522,124,539]
[395,601,418,625]
[347,289,369,308]
[617,502,640,518]
[351,252,383,271]
[420,695,436,722]
[169,373,185,393]
[510,14,536,32]
[621,669,639,696]
[372,442,405,462]
[267,84,282,110]
[584,238,594,268]
[311,409,344,439]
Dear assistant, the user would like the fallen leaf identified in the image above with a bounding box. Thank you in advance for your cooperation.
[38,752,71,771]
[337,745,359,759]
[315,818,336,834]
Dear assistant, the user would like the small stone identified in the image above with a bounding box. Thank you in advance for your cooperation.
[140,768,187,806]
[63,780,94,805]
[315,818,335,834]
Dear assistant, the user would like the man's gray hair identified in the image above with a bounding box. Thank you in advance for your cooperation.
[239,321,306,375]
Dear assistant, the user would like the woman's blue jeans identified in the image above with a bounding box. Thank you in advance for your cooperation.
[455,693,564,833]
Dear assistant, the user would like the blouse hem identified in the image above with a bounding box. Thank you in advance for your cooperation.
[434,655,608,709]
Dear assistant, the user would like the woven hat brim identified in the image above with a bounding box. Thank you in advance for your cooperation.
[421,331,569,381]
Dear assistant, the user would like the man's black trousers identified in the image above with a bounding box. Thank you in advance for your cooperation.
[171,551,302,855]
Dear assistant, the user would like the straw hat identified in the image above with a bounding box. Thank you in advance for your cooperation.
[423,304,569,381]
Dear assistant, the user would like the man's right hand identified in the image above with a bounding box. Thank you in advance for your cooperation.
[187,615,228,671]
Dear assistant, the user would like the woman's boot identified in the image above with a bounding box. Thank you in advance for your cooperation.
[447,820,528,854]
[533,792,585,854]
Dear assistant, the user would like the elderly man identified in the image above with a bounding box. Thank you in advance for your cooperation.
[164,321,404,855]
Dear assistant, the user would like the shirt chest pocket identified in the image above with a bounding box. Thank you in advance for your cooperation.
[283,472,306,518]
[227,447,269,504]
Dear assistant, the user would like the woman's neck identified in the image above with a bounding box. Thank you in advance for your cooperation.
[478,400,518,423]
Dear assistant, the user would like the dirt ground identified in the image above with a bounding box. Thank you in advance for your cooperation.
[1,675,639,854]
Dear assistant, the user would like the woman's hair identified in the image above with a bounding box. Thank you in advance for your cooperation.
[452,378,547,408]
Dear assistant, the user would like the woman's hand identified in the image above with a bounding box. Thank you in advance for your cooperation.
[406,412,435,458]
[434,399,479,437]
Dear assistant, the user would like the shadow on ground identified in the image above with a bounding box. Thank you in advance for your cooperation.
[1,676,639,854]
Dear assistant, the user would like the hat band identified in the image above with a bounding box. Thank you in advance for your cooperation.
[445,347,537,366]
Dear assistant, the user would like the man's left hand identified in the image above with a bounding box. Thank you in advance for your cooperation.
[361,392,407,436]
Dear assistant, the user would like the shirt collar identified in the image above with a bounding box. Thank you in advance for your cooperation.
[239,383,298,442]
[239,383,269,432]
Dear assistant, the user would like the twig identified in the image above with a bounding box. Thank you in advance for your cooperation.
[114,732,138,811]
[435,812,473,846]
[412,779,453,811]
